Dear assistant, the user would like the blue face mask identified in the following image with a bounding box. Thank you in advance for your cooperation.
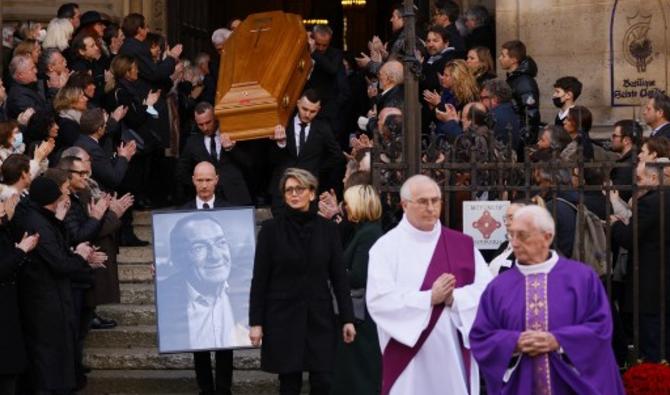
[12,132,23,150]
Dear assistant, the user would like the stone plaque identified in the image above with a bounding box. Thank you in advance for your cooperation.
[610,0,669,106]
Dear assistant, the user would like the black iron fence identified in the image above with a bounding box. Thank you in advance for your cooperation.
[372,129,670,364]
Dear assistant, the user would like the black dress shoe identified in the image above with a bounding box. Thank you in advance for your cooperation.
[120,235,150,247]
[90,315,117,330]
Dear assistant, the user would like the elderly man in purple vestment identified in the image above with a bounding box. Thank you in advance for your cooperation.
[469,205,625,395]
[366,175,492,395]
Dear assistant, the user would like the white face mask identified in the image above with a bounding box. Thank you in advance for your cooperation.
[37,29,47,42]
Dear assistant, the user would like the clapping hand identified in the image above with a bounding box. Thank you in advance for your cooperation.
[111,105,128,122]
[17,108,35,126]
[435,104,459,123]
[16,232,39,253]
[117,140,137,160]
[109,193,134,218]
[88,196,110,220]
[343,323,356,343]
[34,139,55,162]
[75,242,108,269]
[355,52,372,68]
[422,89,441,107]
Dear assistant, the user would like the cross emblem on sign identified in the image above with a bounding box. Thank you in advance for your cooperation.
[250,24,271,48]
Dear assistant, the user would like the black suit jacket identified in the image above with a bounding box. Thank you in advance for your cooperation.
[74,134,129,191]
[652,123,670,139]
[269,118,344,195]
[176,134,251,205]
[119,37,176,93]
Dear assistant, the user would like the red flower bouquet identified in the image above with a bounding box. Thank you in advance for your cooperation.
[624,362,670,395]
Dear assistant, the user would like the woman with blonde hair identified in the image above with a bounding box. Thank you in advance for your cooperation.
[250,168,355,395]
[43,17,74,51]
[441,59,480,109]
[331,184,384,395]
[466,46,496,86]
[54,85,88,149]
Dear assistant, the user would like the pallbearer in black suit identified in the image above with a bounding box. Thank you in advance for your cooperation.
[176,102,251,206]
[180,161,233,395]
[270,89,344,211]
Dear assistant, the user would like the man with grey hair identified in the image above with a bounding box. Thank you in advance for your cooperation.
[481,79,521,148]
[6,55,49,119]
[211,28,232,52]
[38,48,69,97]
[470,204,624,394]
[367,174,492,394]
[464,5,495,54]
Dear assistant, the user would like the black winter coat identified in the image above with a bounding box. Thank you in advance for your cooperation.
[13,201,91,392]
[55,115,82,153]
[0,223,28,375]
[6,82,50,119]
[249,209,354,373]
[506,57,541,140]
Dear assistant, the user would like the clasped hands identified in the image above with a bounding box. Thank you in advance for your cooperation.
[516,330,560,357]
[431,273,455,307]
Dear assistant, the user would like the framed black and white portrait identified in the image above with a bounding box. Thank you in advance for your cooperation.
[152,207,256,353]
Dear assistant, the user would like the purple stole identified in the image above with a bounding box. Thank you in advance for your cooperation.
[381,228,476,395]
[526,273,552,394]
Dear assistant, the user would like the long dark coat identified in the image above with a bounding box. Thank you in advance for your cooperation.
[249,210,354,374]
[13,200,91,392]
[331,221,383,395]
[612,190,670,314]
[0,223,28,375]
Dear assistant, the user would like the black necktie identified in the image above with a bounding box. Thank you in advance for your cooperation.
[209,136,218,161]
[202,203,210,209]
[298,122,307,155]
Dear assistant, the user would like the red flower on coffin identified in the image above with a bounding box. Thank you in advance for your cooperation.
[623,362,670,395]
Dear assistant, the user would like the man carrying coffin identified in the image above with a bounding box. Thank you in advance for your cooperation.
[469,205,625,394]
[366,174,492,395]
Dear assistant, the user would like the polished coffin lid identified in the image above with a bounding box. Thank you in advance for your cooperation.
[214,11,313,140]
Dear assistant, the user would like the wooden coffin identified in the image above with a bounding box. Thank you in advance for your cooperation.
[214,11,313,140]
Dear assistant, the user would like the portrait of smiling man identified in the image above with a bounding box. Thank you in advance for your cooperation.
[157,212,251,352]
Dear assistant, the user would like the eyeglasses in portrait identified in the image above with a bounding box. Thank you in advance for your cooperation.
[152,208,255,353]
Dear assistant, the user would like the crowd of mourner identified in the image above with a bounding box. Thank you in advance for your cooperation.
[0,1,669,394]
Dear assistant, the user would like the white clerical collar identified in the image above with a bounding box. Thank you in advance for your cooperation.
[398,214,441,242]
[196,195,216,209]
[516,250,559,276]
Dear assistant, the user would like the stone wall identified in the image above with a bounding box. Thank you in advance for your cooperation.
[1,0,166,32]
[496,0,670,128]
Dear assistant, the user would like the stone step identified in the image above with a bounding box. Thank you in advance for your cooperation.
[118,246,154,265]
[86,325,156,349]
[133,210,152,226]
[84,348,261,370]
[134,225,153,243]
[80,369,280,395]
[120,283,154,305]
[118,264,154,283]
[96,304,156,326]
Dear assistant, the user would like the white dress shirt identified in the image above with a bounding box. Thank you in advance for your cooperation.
[195,195,216,210]
[293,116,311,154]
[203,133,222,159]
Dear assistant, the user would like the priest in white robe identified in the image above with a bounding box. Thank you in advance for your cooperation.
[366,175,492,395]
